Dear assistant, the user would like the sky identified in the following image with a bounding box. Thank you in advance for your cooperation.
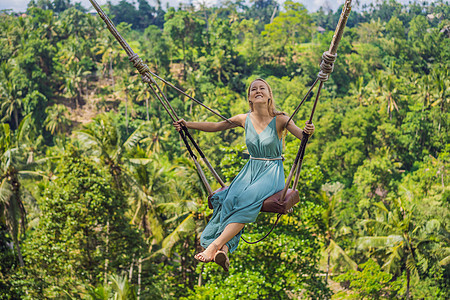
[0,0,425,14]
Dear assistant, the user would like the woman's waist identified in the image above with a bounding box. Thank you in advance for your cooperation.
[249,155,284,161]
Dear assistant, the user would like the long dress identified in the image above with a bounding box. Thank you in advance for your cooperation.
[200,113,285,253]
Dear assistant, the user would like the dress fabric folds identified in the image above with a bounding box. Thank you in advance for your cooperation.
[200,114,285,253]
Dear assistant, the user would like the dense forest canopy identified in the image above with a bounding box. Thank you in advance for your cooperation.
[0,0,449,298]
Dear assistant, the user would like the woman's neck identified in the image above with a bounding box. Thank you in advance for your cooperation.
[252,104,271,117]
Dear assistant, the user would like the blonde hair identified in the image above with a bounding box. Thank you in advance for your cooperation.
[247,78,284,117]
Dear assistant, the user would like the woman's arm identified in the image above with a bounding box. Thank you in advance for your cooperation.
[173,114,246,132]
[277,114,315,140]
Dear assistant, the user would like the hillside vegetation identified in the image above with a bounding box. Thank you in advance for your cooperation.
[0,0,449,298]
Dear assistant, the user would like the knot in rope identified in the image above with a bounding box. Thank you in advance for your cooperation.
[141,74,156,84]
[318,51,337,82]
[129,53,151,75]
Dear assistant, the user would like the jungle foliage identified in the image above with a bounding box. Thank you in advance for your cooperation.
[0,0,449,298]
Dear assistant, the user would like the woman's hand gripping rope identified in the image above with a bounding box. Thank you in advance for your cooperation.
[173,119,187,132]
[303,122,315,136]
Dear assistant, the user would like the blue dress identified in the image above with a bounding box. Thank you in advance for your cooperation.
[200,114,285,253]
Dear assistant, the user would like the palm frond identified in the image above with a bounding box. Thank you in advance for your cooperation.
[439,255,450,266]
[16,113,32,144]
[76,130,102,151]
[123,122,150,151]
[406,253,420,279]
[154,213,196,258]
[326,239,358,271]
[127,158,153,165]
[357,235,403,250]
[0,178,13,205]
[381,244,402,274]
[18,170,51,180]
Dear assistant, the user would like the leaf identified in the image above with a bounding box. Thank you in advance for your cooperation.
[154,213,196,258]
[0,178,13,205]
[326,239,357,271]
[439,255,450,266]
[357,235,403,250]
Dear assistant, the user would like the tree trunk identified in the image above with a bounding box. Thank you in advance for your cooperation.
[145,98,149,121]
[198,264,204,286]
[129,254,135,281]
[125,90,129,135]
[11,236,24,267]
[182,40,186,81]
[325,250,330,283]
[138,257,142,300]
[405,268,410,299]
[104,219,110,285]
[13,109,19,130]
[110,55,115,87]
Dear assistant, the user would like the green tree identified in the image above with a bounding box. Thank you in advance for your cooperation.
[244,0,279,31]
[319,183,357,282]
[44,104,72,135]
[262,1,312,64]
[335,259,399,299]
[357,198,447,299]
[0,62,25,129]
[95,29,123,87]
[76,113,149,188]
[0,116,43,268]
[23,147,143,297]
[0,123,26,267]
[139,25,171,74]
[164,9,205,79]
[385,15,405,40]
[85,273,137,300]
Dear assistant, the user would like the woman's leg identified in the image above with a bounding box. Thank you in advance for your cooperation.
[195,222,244,262]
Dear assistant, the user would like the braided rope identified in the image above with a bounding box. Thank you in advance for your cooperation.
[318,51,337,82]
[128,53,157,85]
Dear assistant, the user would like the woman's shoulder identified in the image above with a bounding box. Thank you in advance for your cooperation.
[228,113,248,127]
[276,113,289,123]
[276,113,294,131]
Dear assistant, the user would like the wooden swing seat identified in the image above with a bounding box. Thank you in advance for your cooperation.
[208,187,300,215]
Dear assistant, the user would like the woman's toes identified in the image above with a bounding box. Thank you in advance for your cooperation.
[194,252,212,263]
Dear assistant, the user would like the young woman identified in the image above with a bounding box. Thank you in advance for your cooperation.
[173,78,315,271]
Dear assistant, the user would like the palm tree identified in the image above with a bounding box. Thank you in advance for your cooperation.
[0,62,24,129]
[126,151,171,243]
[94,30,123,86]
[141,118,171,155]
[116,69,139,135]
[429,65,449,130]
[319,183,357,282]
[349,76,369,107]
[44,104,72,135]
[412,73,432,112]
[0,117,45,266]
[76,114,149,189]
[357,198,446,299]
[0,133,26,267]
[85,273,137,300]
[126,150,203,295]
[367,68,400,120]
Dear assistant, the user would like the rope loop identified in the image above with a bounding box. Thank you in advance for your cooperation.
[318,51,337,82]
[129,53,151,75]
[141,74,156,84]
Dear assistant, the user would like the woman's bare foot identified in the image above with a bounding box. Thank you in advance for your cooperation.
[194,243,218,263]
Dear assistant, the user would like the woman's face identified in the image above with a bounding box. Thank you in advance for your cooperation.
[249,80,270,106]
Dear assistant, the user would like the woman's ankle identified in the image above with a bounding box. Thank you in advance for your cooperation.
[221,244,229,253]
[208,242,220,252]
